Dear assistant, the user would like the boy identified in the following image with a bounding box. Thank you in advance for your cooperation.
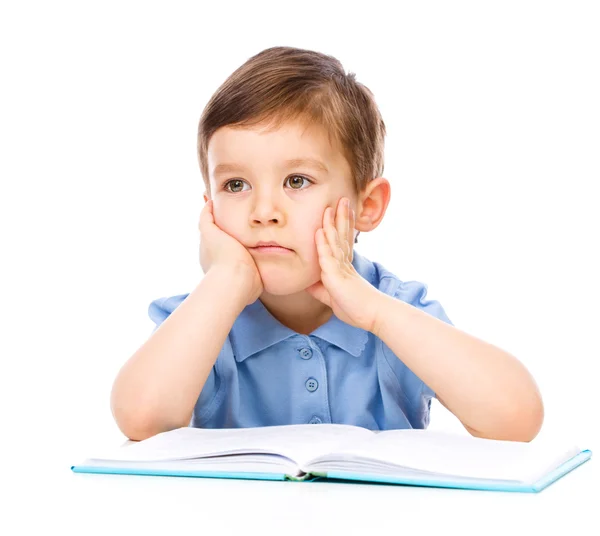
[111,46,544,442]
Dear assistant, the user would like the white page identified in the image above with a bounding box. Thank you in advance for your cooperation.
[308,429,580,482]
[87,424,375,467]
[81,453,301,475]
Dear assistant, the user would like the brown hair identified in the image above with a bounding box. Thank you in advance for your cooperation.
[197,46,386,201]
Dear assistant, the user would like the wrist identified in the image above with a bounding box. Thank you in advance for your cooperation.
[371,292,394,339]
[206,264,257,304]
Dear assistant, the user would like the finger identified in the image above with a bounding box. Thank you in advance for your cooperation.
[199,200,209,224]
[342,198,352,261]
[316,226,335,261]
[348,205,355,261]
[323,206,343,265]
[335,198,350,262]
[199,200,214,233]
[306,281,331,307]
[316,226,342,276]
[201,199,211,213]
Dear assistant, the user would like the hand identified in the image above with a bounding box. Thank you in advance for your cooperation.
[198,200,264,305]
[305,197,383,332]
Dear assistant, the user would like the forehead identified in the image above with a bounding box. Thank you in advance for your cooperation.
[207,119,350,179]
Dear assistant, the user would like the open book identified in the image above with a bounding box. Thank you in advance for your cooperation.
[71,424,591,493]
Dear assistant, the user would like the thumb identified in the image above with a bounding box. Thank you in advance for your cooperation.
[305,281,331,307]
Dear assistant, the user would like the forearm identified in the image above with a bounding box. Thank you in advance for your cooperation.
[373,293,544,441]
[111,267,250,440]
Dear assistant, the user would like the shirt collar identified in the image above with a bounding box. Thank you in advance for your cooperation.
[231,250,376,362]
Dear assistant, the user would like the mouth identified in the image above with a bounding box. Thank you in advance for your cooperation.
[249,245,293,254]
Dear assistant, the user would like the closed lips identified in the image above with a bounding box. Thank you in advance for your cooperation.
[252,242,291,249]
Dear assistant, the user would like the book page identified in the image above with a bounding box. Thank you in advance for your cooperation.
[81,453,302,476]
[306,429,580,482]
[88,424,375,467]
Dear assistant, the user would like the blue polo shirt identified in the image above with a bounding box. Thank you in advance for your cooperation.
[148,251,453,431]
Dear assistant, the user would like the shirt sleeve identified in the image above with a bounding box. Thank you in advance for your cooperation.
[148,293,190,333]
[382,279,454,427]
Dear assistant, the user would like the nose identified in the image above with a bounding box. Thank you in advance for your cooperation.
[249,194,285,226]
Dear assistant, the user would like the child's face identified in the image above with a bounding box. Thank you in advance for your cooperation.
[205,119,358,295]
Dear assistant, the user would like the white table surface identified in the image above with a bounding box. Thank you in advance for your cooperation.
[7,448,596,536]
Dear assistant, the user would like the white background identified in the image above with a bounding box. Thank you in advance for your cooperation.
[1,1,598,529]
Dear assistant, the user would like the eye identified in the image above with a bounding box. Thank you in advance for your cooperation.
[285,174,312,190]
[222,174,313,193]
[223,179,249,193]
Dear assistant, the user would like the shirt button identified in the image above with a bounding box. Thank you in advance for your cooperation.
[305,378,318,392]
[299,347,313,360]
[308,416,322,424]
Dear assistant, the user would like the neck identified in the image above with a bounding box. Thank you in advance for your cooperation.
[258,290,333,335]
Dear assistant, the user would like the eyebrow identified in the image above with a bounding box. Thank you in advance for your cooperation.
[212,158,329,177]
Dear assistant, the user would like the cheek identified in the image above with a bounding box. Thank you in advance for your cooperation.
[294,211,324,245]
[213,206,241,236]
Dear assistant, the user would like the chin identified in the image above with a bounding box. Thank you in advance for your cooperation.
[261,277,303,296]
[257,267,310,296]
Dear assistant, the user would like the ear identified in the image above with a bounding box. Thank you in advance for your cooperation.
[354,178,391,233]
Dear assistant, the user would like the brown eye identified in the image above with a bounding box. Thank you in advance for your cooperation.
[286,175,311,189]
[223,175,312,193]
[224,179,247,193]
